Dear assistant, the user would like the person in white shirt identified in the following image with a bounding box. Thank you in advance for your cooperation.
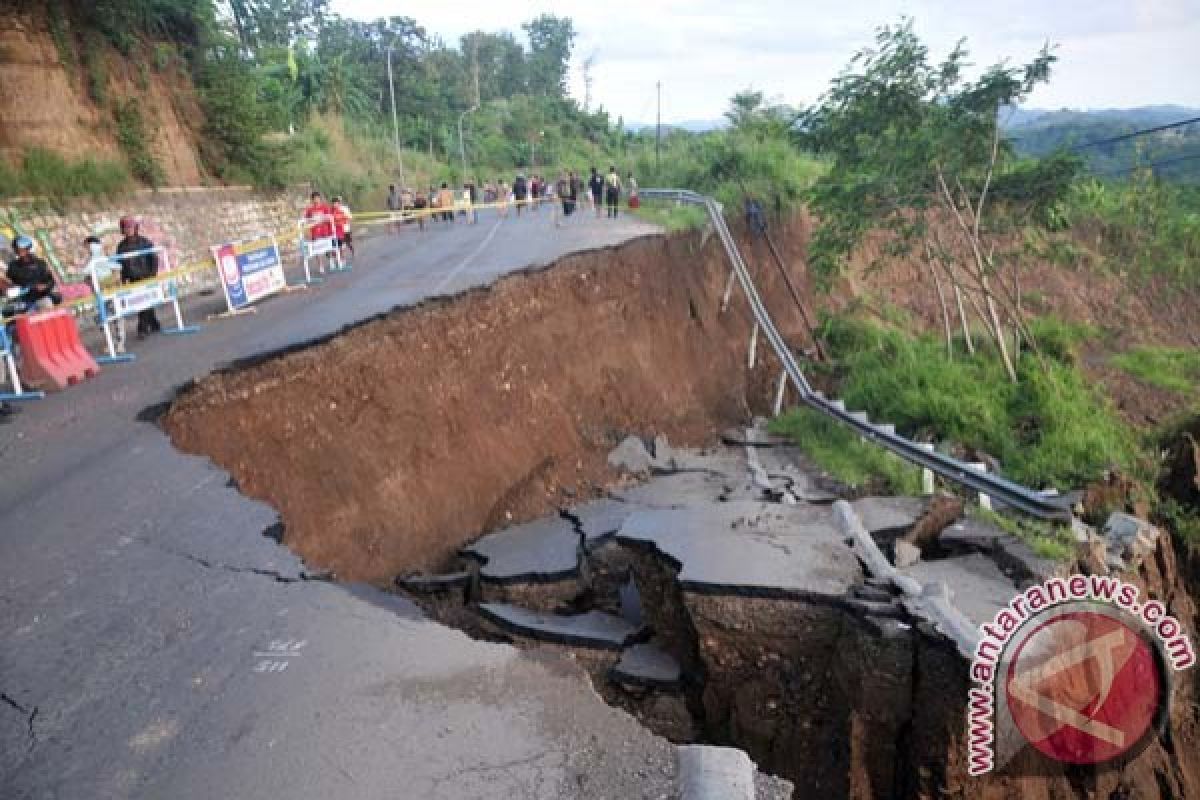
[83,235,126,356]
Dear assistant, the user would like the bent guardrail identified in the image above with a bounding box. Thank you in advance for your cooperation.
[640,187,1073,521]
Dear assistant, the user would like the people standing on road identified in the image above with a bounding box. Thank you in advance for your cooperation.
[304,191,335,273]
[2,235,61,310]
[413,188,428,231]
[588,168,604,218]
[554,171,571,227]
[331,196,354,262]
[437,183,455,223]
[627,172,639,209]
[116,216,161,338]
[386,184,400,234]
[514,174,529,216]
[569,171,581,215]
[82,235,126,354]
[497,179,510,218]
[605,167,622,218]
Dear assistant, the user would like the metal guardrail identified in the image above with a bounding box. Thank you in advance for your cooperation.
[640,188,1074,521]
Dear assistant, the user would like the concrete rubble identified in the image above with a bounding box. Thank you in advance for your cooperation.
[398,421,1095,796]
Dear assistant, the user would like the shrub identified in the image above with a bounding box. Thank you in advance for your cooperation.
[114,101,166,186]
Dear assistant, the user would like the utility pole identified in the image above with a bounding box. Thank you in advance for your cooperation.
[655,80,661,171]
[387,45,405,189]
[458,105,478,179]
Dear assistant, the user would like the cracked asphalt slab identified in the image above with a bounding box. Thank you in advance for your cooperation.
[0,209,679,799]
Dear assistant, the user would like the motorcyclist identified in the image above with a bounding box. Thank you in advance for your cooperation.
[2,235,61,310]
[116,216,161,337]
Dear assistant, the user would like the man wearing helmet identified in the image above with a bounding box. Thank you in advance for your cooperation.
[2,235,61,310]
[116,216,161,337]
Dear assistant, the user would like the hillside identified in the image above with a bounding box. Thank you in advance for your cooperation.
[1005,105,1200,182]
[0,7,207,186]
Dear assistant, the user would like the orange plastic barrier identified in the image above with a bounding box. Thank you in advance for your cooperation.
[14,309,100,390]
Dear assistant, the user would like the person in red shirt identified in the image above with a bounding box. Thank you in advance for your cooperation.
[304,191,333,238]
[331,196,354,262]
[303,191,335,272]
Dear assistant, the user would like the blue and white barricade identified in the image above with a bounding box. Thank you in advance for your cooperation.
[86,255,134,364]
[0,324,44,401]
[211,234,291,316]
[297,215,345,284]
[105,246,201,342]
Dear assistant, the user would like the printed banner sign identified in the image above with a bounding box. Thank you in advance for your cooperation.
[214,236,286,310]
[113,283,168,316]
[303,237,336,258]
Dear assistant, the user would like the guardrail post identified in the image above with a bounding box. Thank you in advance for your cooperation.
[969,462,992,510]
[919,443,936,495]
[773,371,788,416]
[747,322,759,369]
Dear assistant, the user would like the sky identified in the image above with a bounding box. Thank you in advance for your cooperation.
[332,0,1200,124]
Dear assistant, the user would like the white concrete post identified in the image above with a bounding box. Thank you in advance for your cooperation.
[969,462,992,510]
[919,443,936,495]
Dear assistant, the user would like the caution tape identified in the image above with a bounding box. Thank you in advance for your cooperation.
[350,195,555,224]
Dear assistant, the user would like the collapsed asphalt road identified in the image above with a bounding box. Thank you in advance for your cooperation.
[0,209,715,799]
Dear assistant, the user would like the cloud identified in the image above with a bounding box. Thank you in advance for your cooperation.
[332,0,1200,120]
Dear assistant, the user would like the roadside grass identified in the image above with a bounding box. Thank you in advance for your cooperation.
[975,508,1078,561]
[0,147,130,205]
[768,406,923,495]
[1110,345,1200,394]
[771,314,1141,496]
[631,202,709,232]
[1026,316,1101,364]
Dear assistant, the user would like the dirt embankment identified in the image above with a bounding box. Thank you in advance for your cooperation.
[164,229,801,583]
[0,10,206,184]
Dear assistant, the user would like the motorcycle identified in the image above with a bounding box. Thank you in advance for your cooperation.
[2,285,36,358]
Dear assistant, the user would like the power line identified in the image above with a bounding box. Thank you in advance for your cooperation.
[1095,150,1200,176]
[1068,115,1200,151]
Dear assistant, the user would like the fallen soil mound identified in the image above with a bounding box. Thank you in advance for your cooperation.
[164,228,800,583]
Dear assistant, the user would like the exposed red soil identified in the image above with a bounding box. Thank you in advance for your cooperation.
[164,228,800,583]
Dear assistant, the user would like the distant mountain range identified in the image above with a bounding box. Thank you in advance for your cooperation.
[624,106,1200,182]
[1001,105,1200,182]
[1001,105,1199,132]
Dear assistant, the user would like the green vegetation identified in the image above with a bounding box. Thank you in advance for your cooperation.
[790,314,1141,488]
[630,203,708,233]
[1158,499,1200,544]
[1061,177,1200,284]
[1025,316,1100,364]
[0,148,130,205]
[974,508,1077,561]
[114,101,166,187]
[1111,346,1200,393]
[768,406,923,495]
[47,1,77,73]
[798,20,1080,383]
[82,32,108,106]
[1007,106,1200,184]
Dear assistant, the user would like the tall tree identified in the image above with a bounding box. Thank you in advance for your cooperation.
[522,14,574,99]
[801,20,1076,382]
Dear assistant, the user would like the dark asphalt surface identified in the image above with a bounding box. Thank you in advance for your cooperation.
[0,208,679,800]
